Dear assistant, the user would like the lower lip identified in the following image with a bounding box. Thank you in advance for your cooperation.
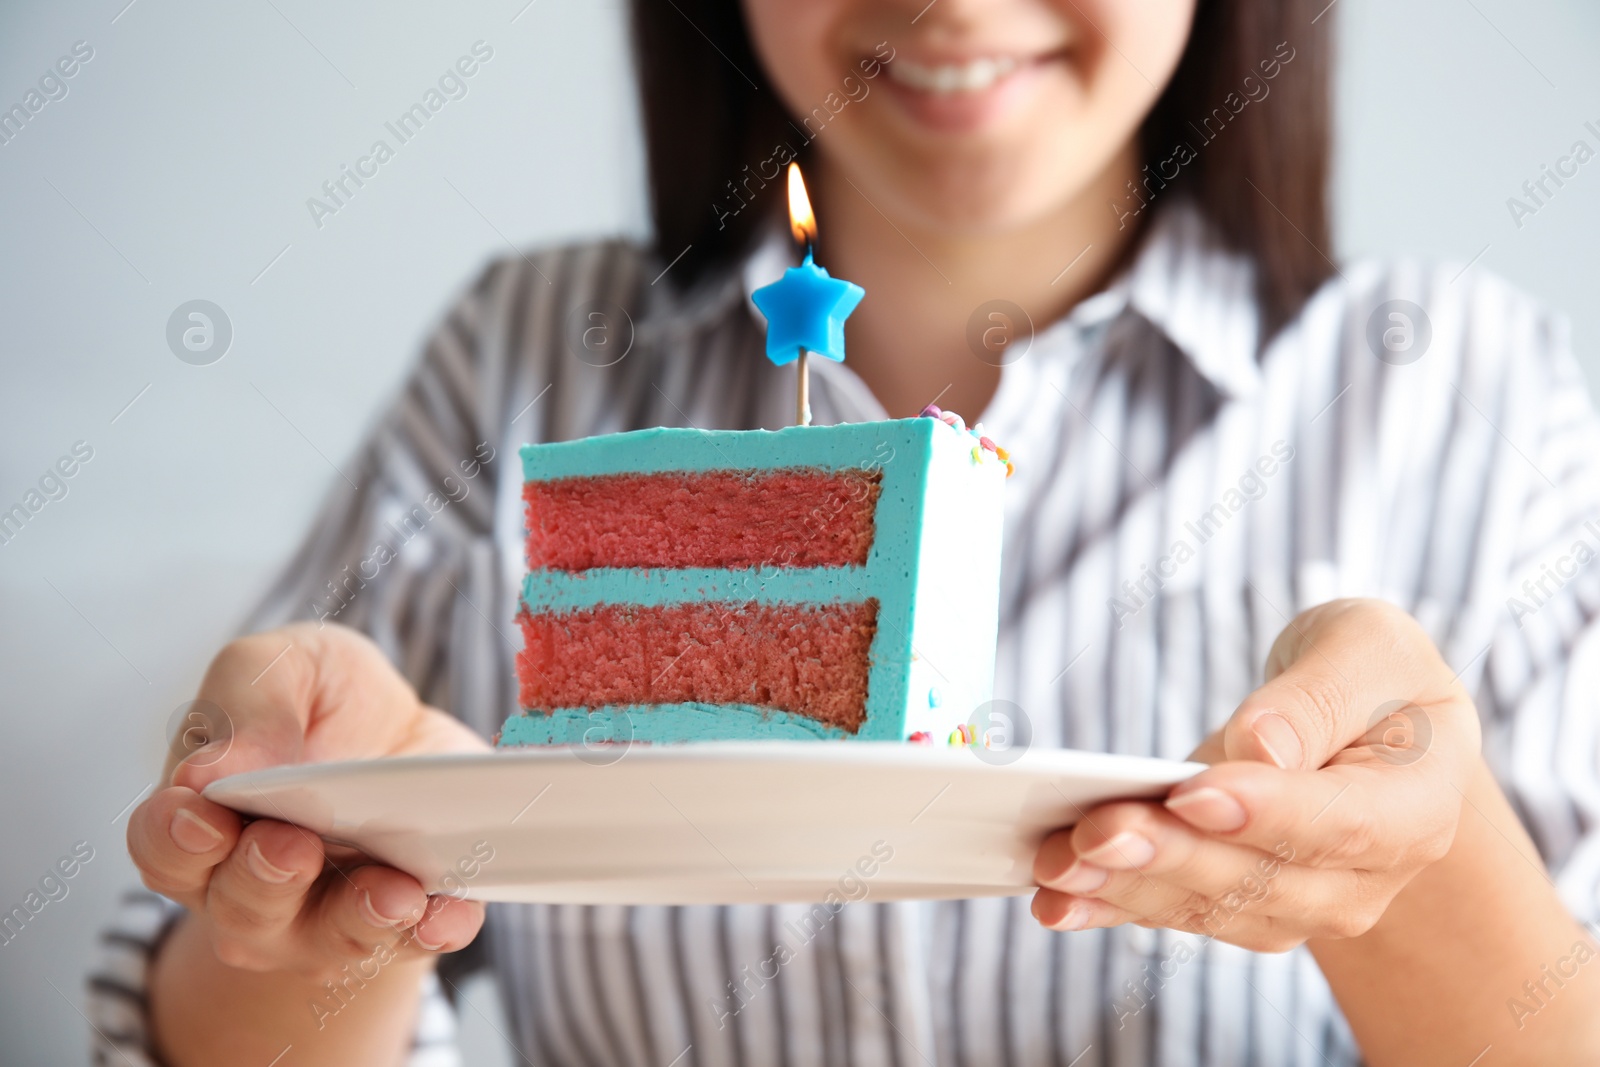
[879,58,1050,135]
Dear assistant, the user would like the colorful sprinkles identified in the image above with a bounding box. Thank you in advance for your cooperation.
[902,405,1011,751]
[944,721,997,749]
[920,404,1014,477]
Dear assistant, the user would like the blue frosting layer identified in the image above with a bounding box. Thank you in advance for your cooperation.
[499,705,851,744]
[519,420,929,480]
[510,419,958,746]
[521,566,867,610]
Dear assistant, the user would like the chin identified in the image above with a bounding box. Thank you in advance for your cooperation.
[836,131,1116,237]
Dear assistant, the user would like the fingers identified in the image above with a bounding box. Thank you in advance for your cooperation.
[1036,802,1291,902]
[135,623,492,985]
[202,819,328,969]
[1163,760,1458,872]
[1032,800,1386,947]
[201,820,482,973]
[127,787,242,908]
[1031,889,1138,933]
[309,872,484,967]
[1032,600,1483,949]
[409,894,486,954]
[1035,802,1303,933]
[312,865,429,955]
[1031,888,1319,954]
[1035,859,1383,947]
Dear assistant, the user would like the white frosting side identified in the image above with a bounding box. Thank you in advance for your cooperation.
[901,421,1008,739]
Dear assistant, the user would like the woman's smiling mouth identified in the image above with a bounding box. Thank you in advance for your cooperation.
[878,50,1065,134]
[884,54,1023,94]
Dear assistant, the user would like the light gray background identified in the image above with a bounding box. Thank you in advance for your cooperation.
[0,1,1596,1063]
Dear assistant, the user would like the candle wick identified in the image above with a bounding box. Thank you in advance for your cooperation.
[804,240,815,264]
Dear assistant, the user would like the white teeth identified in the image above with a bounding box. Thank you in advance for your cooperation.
[886,55,1019,95]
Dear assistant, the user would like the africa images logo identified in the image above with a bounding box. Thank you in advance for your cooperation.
[1365,299,1431,367]
[166,300,233,366]
[956,699,1033,766]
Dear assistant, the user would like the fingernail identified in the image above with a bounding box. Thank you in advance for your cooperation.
[1054,901,1091,931]
[360,890,406,928]
[170,809,224,854]
[1165,786,1248,832]
[245,840,297,884]
[1081,830,1156,870]
[412,926,447,952]
[1054,861,1108,894]
[1252,712,1303,770]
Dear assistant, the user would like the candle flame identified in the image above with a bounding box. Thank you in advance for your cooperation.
[787,163,817,248]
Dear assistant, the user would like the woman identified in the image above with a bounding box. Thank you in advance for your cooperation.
[94,0,1600,1063]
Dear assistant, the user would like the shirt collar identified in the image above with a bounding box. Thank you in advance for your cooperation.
[736,197,1263,401]
[1113,201,1262,398]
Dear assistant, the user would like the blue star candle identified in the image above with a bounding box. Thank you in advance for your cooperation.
[751,164,866,425]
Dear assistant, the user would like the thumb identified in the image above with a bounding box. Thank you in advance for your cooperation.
[1221,672,1334,772]
[169,721,305,795]
[1220,599,1441,771]
[167,632,312,794]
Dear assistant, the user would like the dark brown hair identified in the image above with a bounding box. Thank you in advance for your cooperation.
[630,0,1333,339]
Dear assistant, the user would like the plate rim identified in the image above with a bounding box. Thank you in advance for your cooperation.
[203,741,1205,805]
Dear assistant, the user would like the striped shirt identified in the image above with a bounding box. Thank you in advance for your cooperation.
[91,200,1600,1067]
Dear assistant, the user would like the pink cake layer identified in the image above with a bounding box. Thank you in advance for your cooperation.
[524,469,882,572]
[516,600,879,730]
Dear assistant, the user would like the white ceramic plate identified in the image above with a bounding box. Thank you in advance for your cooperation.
[204,743,1203,906]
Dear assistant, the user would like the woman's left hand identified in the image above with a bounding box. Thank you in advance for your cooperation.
[1032,598,1483,951]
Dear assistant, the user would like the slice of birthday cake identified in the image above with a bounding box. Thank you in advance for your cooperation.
[496,407,1010,747]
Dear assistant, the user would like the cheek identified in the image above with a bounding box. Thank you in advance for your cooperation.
[740,0,849,111]
[999,0,1194,212]
[1043,0,1195,141]
[1064,0,1196,68]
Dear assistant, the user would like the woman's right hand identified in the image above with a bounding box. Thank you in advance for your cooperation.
[128,623,490,981]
